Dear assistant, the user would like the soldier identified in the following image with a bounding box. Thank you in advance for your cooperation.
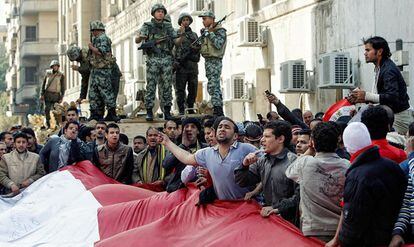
[174,13,200,115]
[66,44,122,108]
[198,10,227,117]
[135,3,184,121]
[40,60,65,128]
[88,20,119,122]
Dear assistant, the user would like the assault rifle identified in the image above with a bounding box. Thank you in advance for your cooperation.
[174,12,234,70]
[138,33,184,54]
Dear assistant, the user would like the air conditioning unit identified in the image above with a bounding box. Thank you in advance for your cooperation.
[108,4,119,17]
[279,60,310,93]
[238,18,266,47]
[189,0,205,14]
[318,52,354,89]
[224,74,252,101]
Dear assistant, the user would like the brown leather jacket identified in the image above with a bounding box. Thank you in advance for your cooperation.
[93,142,134,184]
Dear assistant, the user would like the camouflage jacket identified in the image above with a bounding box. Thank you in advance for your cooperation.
[139,18,177,56]
[200,25,227,59]
[90,33,116,69]
[174,27,200,74]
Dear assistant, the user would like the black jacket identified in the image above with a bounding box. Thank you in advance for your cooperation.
[162,142,208,193]
[376,58,410,113]
[275,101,309,130]
[339,146,407,246]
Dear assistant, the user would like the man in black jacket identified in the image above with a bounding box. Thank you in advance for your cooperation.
[163,118,207,192]
[350,36,412,134]
[326,122,407,246]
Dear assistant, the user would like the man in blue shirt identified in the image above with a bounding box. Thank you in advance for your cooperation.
[159,117,257,200]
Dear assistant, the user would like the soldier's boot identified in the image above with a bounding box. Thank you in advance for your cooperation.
[103,108,120,122]
[146,108,154,122]
[88,111,100,121]
[213,106,224,117]
[164,106,173,120]
[178,105,185,116]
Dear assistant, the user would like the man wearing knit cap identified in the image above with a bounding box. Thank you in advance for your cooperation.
[163,118,208,192]
[244,124,263,149]
[327,122,407,247]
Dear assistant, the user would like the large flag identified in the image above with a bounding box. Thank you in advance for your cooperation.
[0,161,326,247]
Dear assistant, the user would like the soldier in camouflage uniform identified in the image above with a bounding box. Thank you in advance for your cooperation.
[88,20,120,122]
[40,60,66,128]
[66,44,122,105]
[198,11,227,116]
[135,3,184,121]
[174,13,200,115]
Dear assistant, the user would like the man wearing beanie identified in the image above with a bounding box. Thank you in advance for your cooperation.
[327,122,407,247]
[163,118,208,192]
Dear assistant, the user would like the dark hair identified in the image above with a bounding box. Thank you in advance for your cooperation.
[263,120,292,147]
[204,118,216,129]
[363,36,392,58]
[96,121,107,127]
[310,118,322,125]
[312,122,339,153]
[63,121,80,131]
[213,116,239,134]
[66,107,79,115]
[361,105,389,140]
[0,131,11,141]
[119,133,129,145]
[266,111,278,120]
[134,135,147,144]
[164,120,177,129]
[106,123,120,133]
[146,126,159,136]
[298,129,311,136]
[409,122,414,137]
[78,126,94,142]
[315,112,324,120]
[13,132,29,142]
[381,105,395,127]
[20,127,36,138]
[292,108,303,121]
[202,115,215,123]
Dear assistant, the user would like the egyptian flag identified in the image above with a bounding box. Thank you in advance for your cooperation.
[322,99,355,122]
[0,161,324,247]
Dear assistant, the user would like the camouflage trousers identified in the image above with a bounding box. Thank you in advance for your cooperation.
[144,56,173,109]
[89,68,116,113]
[111,63,122,96]
[175,72,198,111]
[205,57,223,107]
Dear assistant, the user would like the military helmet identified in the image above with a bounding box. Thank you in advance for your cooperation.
[90,20,105,31]
[198,10,215,19]
[151,3,167,16]
[178,12,193,25]
[49,60,60,68]
[66,45,81,61]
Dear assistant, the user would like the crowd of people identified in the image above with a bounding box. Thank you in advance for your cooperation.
[0,90,413,246]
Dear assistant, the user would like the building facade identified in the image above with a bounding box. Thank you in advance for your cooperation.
[4,0,59,123]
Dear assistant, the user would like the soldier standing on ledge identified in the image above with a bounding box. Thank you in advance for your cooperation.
[198,10,227,117]
[66,44,122,106]
[174,13,200,115]
[88,20,119,122]
[40,60,65,129]
[135,4,184,121]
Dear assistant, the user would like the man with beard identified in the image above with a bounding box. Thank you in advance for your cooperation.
[21,128,43,154]
[0,132,14,153]
[95,121,107,146]
[159,117,257,200]
[93,123,134,184]
[0,132,45,195]
[163,118,208,192]
[132,127,169,188]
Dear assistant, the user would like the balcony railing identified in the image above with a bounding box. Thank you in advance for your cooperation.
[20,38,58,58]
[15,84,38,104]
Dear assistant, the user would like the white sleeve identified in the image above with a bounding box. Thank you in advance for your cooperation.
[181,165,197,184]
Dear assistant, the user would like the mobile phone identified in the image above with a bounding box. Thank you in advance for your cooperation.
[265,90,271,95]
[257,114,263,121]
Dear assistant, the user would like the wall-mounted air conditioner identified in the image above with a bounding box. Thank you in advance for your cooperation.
[318,52,354,88]
[279,60,311,93]
[238,18,267,47]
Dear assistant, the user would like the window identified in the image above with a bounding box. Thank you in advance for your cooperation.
[25,67,37,85]
[25,26,37,42]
